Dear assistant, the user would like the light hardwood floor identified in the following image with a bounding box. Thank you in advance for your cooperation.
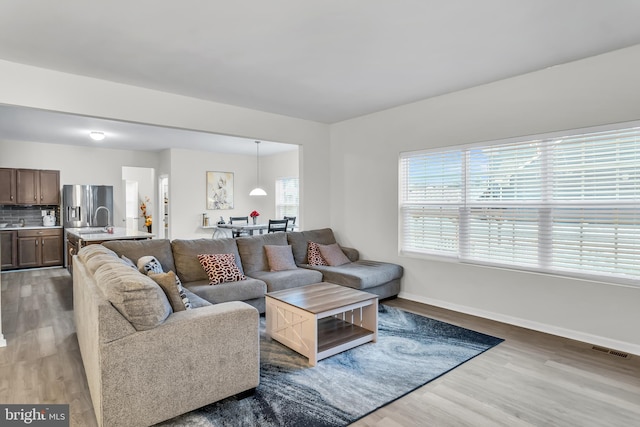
[1,268,638,426]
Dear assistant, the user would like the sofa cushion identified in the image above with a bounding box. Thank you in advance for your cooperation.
[103,239,176,274]
[287,228,337,264]
[236,233,288,274]
[121,255,137,269]
[264,245,297,271]
[307,241,328,266]
[93,262,172,331]
[198,253,246,285]
[171,238,243,283]
[185,277,267,304]
[304,260,404,290]
[249,268,323,292]
[318,243,351,266]
[149,271,192,312]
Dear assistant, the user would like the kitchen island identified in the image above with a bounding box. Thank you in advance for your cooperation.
[66,227,154,273]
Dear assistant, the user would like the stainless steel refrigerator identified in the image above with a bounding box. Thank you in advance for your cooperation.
[62,185,113,228]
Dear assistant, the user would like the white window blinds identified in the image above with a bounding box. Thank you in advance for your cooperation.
[399,124,640,284]
[275,177,299,219]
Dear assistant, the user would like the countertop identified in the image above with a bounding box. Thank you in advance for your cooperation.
[65,227,154,241]
[0,225,63,231]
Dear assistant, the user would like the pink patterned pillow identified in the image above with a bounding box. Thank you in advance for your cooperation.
[197,253,246,285]
[307,241,328,266]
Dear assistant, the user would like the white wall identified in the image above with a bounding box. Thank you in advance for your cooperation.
[0,59,331,229]
[168,148,298,239]
[330,44,640,354]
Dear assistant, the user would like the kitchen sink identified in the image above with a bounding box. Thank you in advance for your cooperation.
[77,228,109,234]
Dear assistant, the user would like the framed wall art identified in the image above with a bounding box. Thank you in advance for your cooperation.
[207,171,234,210]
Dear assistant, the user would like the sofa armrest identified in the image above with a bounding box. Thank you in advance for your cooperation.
[340,246,360,262]
[99,301,259,427]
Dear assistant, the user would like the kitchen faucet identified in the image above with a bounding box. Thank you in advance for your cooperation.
[93,206,111,228]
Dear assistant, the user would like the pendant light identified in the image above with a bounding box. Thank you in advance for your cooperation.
[249,141,267,196]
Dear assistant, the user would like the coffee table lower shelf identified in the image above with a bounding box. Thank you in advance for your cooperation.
[317,317,374,355]
[265,286,378,366]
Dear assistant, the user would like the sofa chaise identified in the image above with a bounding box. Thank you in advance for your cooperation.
[73,244,260,427]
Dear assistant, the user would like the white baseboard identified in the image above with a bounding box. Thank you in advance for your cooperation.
[0,334,5,348]
[398,291,640,356]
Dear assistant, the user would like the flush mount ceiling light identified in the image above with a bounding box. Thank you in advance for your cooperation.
[89,131,105,141]
[249,140,267,196]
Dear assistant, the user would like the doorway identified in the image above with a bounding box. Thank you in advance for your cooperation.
[159,175,169,239]
[122,166,155,232]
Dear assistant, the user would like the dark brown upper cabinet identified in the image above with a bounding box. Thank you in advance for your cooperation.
[0,168,16,204]
[15,169,60,205]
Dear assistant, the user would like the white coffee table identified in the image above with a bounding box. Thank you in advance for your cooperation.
[265,282,378,366]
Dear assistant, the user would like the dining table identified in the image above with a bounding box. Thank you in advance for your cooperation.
[202,222,296,238]
[202,223,267,238]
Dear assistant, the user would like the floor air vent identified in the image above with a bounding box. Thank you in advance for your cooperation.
[592,345,630,359]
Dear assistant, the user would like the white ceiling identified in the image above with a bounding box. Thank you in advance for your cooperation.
[0,104,295,156]
[1,0,640,152]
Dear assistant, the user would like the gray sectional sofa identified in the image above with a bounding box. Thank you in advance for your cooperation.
[74,227,402,426]
[102,227,403,313]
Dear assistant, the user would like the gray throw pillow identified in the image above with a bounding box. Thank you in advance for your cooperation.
[318,243,351,266]
[264,245,297,271]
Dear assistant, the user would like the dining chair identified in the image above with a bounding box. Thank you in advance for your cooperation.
[283,216,296,231]
[229,216,249,238]
[267,219,289,233]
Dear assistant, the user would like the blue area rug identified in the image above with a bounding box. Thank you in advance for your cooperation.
[158,304,503,426]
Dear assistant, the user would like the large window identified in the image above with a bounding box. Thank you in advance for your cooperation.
[399,123,640,285]
[275,177,299,219]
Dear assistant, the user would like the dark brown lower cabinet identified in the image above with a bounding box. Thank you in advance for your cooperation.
[16,229,63,269]
[1,230,18,269]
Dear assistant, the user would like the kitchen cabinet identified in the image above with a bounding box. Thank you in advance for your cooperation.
[1,230,18,269]
[17,228,63,268]
[0,168,17,204]
[38,170,61,205]
[15,169,60,205]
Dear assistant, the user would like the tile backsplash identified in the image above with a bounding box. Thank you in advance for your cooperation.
[0,205,60,227]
